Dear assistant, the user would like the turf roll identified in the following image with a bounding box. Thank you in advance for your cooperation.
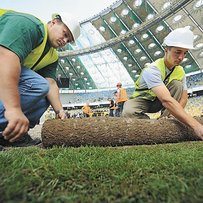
[41,117,202,147]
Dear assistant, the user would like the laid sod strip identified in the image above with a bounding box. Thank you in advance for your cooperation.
[0,142,203,203]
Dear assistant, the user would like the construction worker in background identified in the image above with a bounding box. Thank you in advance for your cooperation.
[82,103,92,117]
[116,82,128,117]
[122,27,203,140]
[0,9,81,148]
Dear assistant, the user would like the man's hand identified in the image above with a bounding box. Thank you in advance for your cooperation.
[193,123,203,140]
[56,110,67,120]
[3,108,29,142]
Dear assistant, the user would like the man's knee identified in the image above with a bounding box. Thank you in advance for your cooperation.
[122,109,133,117]
[167,80,183,100]
[20,68,50,97]
[122,100,135,117]
[38,78,49,96]
[168,80,183,91]
[32,77,49,97]
[122,99,150,119]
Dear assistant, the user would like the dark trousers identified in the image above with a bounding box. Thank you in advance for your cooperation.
[117,101,125,117]
[109,109,114,117]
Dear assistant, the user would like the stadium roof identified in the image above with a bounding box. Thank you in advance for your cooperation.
[57,0,203,91]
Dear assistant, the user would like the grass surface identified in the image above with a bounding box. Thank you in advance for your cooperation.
[0,142,203,203]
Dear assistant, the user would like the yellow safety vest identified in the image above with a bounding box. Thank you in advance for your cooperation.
[82,106,91,114]
[0,9,10,16]
[132,58,185,101]
[0,9,58,71]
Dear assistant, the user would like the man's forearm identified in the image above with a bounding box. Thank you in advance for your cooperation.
[46,78,63,113]
[0,57,21,110]
[179,90,188,108]
[0,85,21,110]
[162,98,200,130]
[0,71,22,110]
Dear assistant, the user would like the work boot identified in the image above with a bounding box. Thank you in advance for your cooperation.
[0,133,41,147]
[0,145,5,151]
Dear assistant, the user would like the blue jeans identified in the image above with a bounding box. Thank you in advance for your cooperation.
[0,67,50,131]
[116,101,125,117]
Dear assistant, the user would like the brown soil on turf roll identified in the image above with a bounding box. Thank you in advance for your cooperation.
[41,117,203,147]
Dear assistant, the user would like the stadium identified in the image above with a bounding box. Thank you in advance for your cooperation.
[42,0,203,120]
[0,0,203,202]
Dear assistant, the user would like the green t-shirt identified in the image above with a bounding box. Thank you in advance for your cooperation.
[0,11,57,80]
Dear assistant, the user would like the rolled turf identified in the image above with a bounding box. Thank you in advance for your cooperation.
[41,117,202,147]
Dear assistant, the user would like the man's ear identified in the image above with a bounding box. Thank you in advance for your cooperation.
[50,19,59,26]
[51,19,57,24]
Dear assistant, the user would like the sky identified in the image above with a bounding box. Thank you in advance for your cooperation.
[0,0,117,22]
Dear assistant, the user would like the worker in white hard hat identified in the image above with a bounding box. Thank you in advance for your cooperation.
[123,27,203,140]
[0,8,81,148]
[51,13,80,46]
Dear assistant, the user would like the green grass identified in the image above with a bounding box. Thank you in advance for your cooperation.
[0,142,203,203]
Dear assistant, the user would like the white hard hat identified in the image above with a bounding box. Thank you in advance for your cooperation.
[52,13,81,45]
[162,27,194,49]
[116,82,122,87]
